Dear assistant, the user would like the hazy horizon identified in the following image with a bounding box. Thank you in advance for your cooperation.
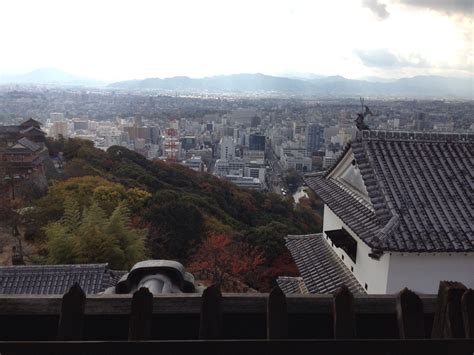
[0,0,472,82]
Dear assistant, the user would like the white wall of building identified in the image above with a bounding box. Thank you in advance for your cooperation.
[386,253,474,294]
[323,205,390,294]
[323,205,474,294]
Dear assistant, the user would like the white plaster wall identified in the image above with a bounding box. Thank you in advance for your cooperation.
[386,253,474,294]
[323,205,390,294]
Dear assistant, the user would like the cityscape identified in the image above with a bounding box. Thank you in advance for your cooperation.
[0,0,472,351]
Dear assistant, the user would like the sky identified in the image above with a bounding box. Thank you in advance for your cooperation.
[0,0,472,81]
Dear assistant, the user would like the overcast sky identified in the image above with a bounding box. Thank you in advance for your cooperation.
[0,0,472,81]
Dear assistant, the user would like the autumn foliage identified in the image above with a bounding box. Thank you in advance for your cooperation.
[21,138,323,291]
[189,234,264,290]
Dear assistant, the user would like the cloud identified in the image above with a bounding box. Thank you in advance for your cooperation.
[397,0,473,16]
[355,49,399,67]
[363,0,390,19]
[355,49,430,68]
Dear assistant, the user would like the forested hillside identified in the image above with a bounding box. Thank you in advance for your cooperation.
[23,138,322,291]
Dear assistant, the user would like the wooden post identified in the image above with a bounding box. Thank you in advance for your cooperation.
[432,281,466,338]
[396,288,425,339]
[199,284,222,340]
[57,283,86,340]
[445,285,467,338]
[461,289,474,339]
[128,287,154,340]
[333,285,356,339]
[267,286,288,339]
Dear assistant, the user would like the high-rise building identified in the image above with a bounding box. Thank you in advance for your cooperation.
[220,136,235,160]
[248,134,265,151]
[306,124,324,154]
[50,121,69,138]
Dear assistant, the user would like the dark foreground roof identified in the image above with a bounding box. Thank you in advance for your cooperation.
[285,234,365,294]
[0,264,125,295]
[276,276,308,294]
[306,131,474,253]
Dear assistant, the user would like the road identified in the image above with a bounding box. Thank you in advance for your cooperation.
[266,146,286,195]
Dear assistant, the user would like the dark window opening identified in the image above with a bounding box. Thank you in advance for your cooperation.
[351,266,354,272]
[325,228,357,263]
[365,283,368,291]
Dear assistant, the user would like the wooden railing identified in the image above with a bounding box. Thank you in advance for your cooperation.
[0,281,472,354]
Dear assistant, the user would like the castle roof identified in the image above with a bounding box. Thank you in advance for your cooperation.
[305,130,474,253]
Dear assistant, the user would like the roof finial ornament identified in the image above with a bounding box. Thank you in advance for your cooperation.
[355,97,372,131]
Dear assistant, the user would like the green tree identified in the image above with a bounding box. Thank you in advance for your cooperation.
[45,223,76,264]
[147,200,205,261]
[43,203,146,269]
[105,203,146,269]
[284,169,302,194]
[92,185,126,215]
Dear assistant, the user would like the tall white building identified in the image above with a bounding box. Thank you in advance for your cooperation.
[220,136,235,160]
[50,121,68,138]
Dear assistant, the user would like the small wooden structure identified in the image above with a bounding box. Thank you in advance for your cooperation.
[0,281,472,354]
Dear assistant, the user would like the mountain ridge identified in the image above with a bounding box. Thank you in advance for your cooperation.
[109,73,473,98]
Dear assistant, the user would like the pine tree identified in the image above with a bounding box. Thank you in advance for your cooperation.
[45,223,76,264]
[106,203,146,269]
[73,203,124,267]
[60,198,81,232]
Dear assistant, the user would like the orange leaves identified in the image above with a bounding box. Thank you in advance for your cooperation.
[189,234,264,287]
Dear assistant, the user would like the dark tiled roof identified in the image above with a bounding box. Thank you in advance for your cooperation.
[0,264,125,295]
[14,137,42,152]
[306,131,474,253]
[20,118,42,127]
[305,175,381,245]
[276,276,308,294]
[285,234,365,294]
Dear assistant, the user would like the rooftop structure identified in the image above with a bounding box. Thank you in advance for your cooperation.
[298,130,473,294]
[0,260,196,295]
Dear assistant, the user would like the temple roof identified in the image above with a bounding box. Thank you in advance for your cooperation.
[276,276,308,294]
[0,264,125,295]
[305,130,474,253]
[284,234,365,294]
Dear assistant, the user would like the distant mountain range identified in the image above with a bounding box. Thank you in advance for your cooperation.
[0,68,471,98]
[109,73,473,98]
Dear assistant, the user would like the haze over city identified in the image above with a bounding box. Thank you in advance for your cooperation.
[0,0,472,81]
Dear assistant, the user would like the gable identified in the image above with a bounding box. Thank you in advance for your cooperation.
[327,149,370,203]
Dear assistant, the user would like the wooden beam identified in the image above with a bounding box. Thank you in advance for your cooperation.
[432,281,466,338]
[0,294,438,316]
[199,285,222,340]
[333,285,356,339]
[0,339,472,355]
[57,283,85,341]
[445,285,467,338]
[128,287,153,340]
[396,288,425,339]
[461,289,474,339]
[267,286,288,339]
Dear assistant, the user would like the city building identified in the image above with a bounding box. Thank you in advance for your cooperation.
[219,136,235,160]
[223,175,263,190]
[183,156,205,172]
[50,121,69,139]
[306,123,324,154]
[280,152,312,172]
[248,134,265,151]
